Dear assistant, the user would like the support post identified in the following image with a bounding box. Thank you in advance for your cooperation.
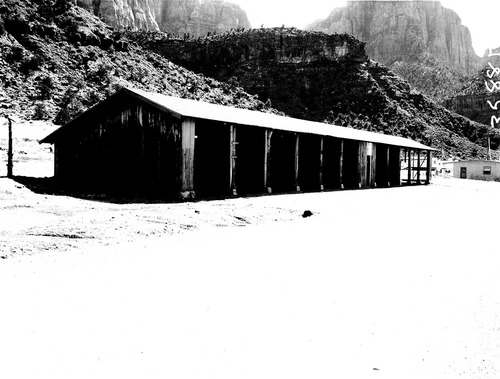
[6,116,13,178]
[426,150,432,184]
[339,139,344,189]
[416,150,421,184]
[358,141,367,188]
[54,144,58,177]
[407,148,412,185]
[179,118,195,199]
[386,145,391,187]
[396,147,401,186]
[319,136,324,191]
[264,129,272,193]
[369,142,376,187]
[295,133,300,192]
[229,124,237,196]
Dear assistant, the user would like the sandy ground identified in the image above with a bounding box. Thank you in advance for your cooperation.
[1,120,500,379]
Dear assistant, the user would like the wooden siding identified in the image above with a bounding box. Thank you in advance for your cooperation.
[180,118,195,198]
[53,97,182,197]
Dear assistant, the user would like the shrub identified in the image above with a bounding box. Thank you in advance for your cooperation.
[87,60,114,84]
[86,89,103,105]
[5,46,25,63]
[38,75,55,100]
[54,97,85,124]
[33,101,51,120]
[19,53,45,75]
[54,86,86,124]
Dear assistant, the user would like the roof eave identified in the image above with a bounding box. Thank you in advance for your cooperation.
[39,87,184,144]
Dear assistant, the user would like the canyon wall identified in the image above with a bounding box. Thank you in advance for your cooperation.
[307,0,482,75]
[76,0,251,35]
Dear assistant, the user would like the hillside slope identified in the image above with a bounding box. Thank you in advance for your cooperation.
[0,0,271,125]
[135,27,499,159]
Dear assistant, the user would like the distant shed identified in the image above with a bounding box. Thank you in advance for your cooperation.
[441,160,500,181]
[40,87,435,199]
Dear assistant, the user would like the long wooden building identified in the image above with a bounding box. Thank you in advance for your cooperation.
[40,87,434,199]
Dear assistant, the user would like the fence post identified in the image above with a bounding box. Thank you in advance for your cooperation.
[6,116,13,178]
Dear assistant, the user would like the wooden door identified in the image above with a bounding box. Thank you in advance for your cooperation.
[460,167,467,179]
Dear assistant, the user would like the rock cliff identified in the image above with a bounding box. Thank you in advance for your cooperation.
[307,0,481,75]
[307,1,484,100]
[185,0,250,36]
[76,0,251,35]
[77,0,160,31]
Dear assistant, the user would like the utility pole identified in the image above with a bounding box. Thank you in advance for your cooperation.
[487,136,492,161]
[6,115,13,178]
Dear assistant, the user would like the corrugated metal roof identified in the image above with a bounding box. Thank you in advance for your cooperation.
[41,87,435,150]
[131,88,434,150]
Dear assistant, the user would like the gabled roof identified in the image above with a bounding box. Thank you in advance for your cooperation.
[41,87,435,150]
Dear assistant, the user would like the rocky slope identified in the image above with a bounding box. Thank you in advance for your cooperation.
[133,27,500,159]
[76,0,251,36]
[0,0,273,125]
[307,0,483,100]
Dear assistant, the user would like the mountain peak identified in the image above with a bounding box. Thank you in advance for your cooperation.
[307,0,481,76]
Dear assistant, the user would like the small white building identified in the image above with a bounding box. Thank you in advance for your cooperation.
[441,160,500,181]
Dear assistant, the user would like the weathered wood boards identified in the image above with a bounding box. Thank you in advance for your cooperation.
[229,124,237,196]
[179,118,195,199]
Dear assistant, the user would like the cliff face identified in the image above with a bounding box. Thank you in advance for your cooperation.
[140,28,367,120]
[186,0,250,36]
[145,28,367,101]
[76,0,251,35]
[307,1,481,75]
[306,0,485,102]
[77,0,160,31]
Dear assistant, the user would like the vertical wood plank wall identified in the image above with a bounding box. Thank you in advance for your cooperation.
[264,130,272,193]
[369,143,376,187]
[229,125,237,195]
[339,139,344,189]
[358,141,368,188]
[389,146,401,186]
[294,133,300,191]
[179,117,195,199]
[385,145,391,186]
[319,137,324,191]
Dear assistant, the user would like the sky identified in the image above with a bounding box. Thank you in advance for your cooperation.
[231,0,500,56]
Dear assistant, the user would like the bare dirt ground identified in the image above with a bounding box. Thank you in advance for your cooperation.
[1,120,500,379]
